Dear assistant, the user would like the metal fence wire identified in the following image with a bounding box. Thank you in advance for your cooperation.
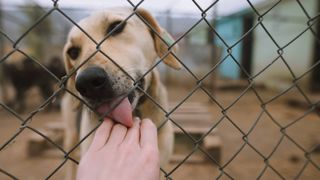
[0,0,320,179]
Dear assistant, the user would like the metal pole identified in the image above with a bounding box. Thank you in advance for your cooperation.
[0,0,5,102]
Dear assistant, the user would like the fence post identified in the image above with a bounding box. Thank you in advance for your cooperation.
[0,0,5,103]
[311,0,320,92]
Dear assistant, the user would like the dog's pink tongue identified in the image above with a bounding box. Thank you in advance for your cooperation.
[97,98,133,127]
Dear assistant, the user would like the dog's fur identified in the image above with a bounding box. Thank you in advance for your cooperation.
[61,7,181,179]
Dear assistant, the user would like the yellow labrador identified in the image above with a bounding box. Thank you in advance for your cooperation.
[61,7,181,179]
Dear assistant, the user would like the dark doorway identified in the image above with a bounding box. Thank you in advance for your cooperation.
[241,15,254,78]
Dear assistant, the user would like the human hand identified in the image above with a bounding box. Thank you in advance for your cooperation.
[76,118,160,180]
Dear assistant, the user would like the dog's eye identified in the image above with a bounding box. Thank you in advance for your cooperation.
[67,47,80,60]
[106,21,126,36]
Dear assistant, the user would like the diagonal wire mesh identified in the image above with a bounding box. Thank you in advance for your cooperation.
[0,0,320,179]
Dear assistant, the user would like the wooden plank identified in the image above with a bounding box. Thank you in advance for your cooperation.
[171,114,212,123]
[169,103,211,114]
[203,135,222,163]
[27,128,63,157]
[170,102,221,164]
[171,154,204,163]
[171,106,210,113]
[174,126,217,134]
[171,113,214,134]
[203,134,221,149]
[169,102,211,107]
[27,130,53,156]
[170,102,215,134]
[27,137,48,156]
[44,121,64,132]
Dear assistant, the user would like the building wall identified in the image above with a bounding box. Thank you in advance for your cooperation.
[215,16,245,79]
[251,0,318,89]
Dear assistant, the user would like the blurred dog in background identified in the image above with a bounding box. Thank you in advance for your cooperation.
[1,55,66,112]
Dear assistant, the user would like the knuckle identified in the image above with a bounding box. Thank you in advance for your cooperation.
[119,143,135,152]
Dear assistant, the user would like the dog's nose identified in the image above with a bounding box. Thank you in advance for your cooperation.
[75,66,114,100]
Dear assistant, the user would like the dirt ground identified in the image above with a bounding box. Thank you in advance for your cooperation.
[0,85,320,180]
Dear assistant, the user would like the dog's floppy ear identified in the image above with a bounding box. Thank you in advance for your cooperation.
[137,9,182,70]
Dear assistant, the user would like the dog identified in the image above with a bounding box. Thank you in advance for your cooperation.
[1,56,65,112]
[61,7,182,179]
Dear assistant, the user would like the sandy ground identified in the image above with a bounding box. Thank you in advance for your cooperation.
[0,85,320,180]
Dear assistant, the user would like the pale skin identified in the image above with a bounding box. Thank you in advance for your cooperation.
[76,118,160,180]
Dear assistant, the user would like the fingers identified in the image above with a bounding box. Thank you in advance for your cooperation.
[122,117,141,145]
[106,123,128,147]
[89,117,157,153]
[89,119,114,152]
[140,118,158,148]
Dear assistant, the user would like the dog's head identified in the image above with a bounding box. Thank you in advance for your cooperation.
[63,8,181,127]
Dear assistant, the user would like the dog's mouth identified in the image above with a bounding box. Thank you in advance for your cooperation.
[94,77,145,127]
[96,96,134,127]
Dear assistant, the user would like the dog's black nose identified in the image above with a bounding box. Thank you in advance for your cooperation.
[75,66,114,100]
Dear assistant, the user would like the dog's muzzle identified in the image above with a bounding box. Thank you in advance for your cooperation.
[75,66,114,101]
[75,66,134,127]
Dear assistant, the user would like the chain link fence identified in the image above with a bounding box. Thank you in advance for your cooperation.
[0,0,320,179]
